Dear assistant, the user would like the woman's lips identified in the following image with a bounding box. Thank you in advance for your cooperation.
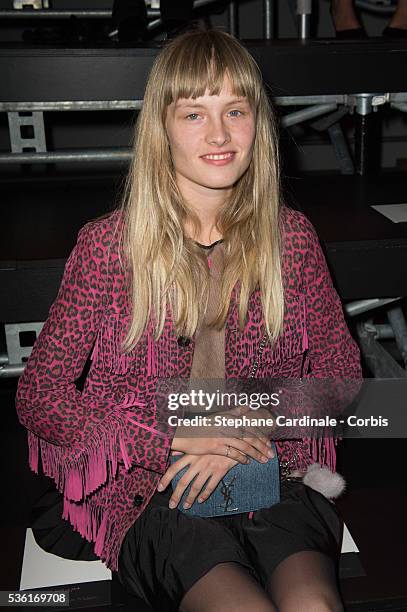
[200,152,236,166]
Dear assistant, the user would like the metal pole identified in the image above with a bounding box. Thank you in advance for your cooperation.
[281,103,337,128]
[275,95,346,106]
[296,0,312,39]
[354,95,372,176]
[327,123,355,175]
[345,298,401,317]
[0,364,25,378]
[354,114,369,176]
[391,93,407,104]
[0,9,113,18]
[0,148,133,164]
[263,0,274,40]
[391,103,407,113]
[228,1,238,37]
[0,100,143,112]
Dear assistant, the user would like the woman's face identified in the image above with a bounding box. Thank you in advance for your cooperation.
[165,75,256,202]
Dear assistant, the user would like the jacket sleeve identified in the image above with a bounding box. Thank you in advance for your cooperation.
[274,211,363,473]
[301,214,362,380]
[15,220,173,502]
[299,214,362,470]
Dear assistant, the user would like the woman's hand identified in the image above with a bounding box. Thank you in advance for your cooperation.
[158,453,242,510]
[170,404,274,464]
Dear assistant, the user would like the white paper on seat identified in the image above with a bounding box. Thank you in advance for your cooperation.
[20,529,111,591]
[371,203,407,223]
[341,523,359,554]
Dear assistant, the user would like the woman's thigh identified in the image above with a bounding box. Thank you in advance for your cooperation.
[229,481,343,591]
[266,550,344,612]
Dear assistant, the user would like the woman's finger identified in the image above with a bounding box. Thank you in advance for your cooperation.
[241,426,275,457]
[173,458,240,509]
[180,473,213,509]
[157,456,191,492]
[222,444,251,464]
[168,469,200,509]
[239,424,274,456]
[221,436,274,463]
[195,474,220,504]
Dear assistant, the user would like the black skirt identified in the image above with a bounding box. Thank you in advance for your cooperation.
[32,479,343,612]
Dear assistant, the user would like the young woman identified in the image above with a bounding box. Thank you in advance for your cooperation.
[16,29,361,612]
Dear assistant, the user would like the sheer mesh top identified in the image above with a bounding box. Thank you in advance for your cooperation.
[190,240,225,380]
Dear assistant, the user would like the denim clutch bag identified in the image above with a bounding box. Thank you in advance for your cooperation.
[170,442,280,517]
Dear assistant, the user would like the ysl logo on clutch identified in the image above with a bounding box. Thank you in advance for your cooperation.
[219,475,239,512]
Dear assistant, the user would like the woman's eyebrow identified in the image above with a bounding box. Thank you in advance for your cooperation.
[176,98,248,110]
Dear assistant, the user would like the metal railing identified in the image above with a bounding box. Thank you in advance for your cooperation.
[1,93,407,167]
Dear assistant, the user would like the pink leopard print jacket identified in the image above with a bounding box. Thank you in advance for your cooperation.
[16,206,362,571]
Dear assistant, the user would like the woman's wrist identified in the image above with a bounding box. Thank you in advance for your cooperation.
[170,424,191,453]
[170,432,185,453]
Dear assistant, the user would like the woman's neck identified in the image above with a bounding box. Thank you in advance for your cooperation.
[184,218,223,246]
[176,174,227,245]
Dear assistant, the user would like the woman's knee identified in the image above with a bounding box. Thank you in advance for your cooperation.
[266,550,344,612]
[179,562,277,612]
[278,594,344,612]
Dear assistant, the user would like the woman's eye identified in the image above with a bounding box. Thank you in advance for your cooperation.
[186,113,200,120]
[229,109,243,117]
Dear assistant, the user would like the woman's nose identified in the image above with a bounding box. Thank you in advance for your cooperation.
[205,118,231,146]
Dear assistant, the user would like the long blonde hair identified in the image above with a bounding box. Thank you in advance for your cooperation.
[121,28,284,351]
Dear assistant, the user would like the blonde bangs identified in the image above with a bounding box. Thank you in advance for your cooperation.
[159,30,261,110]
